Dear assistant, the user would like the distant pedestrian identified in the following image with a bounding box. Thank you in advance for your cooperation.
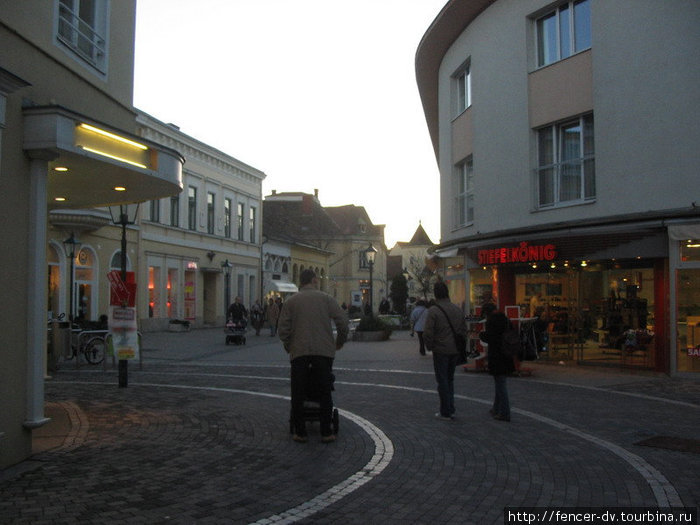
[278,269,348,443]
[250,300,264,335]
[266,297,280,336]
[479,309,514,422]
[423,282,465,420]
[410,300,429,355]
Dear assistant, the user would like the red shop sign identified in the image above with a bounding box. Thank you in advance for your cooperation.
[478,242,557,266]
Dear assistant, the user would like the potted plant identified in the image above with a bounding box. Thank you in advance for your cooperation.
[352,315,392,342]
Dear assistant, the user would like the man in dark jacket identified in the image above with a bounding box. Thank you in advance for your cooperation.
[423,281,466,420]
[479,310,515,421]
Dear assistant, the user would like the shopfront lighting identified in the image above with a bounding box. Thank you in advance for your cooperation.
[80,146,148,169]
[114,186,126,192]
[53,166,68,172]
[580,260,588,267]
[79,123,148,150]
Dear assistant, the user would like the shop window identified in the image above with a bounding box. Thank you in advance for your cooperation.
[454,156,474,227]
[56,0,108,73]
[75,246,97,321]
[168,268,178,318]
[148,266,160,318]
[677,269,700,372]
[680,240,700,262]
[535,0,591,68]
[536,113,595,208]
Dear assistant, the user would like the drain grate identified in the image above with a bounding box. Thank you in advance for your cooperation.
[635,436,700,454]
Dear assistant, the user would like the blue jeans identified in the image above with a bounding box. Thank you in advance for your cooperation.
[291,356,334,436]
[433,353,458,417]
[493,374,510,418]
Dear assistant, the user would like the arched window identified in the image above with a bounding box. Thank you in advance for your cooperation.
[75,246,98,321]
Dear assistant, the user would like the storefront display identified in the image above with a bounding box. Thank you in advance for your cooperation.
[465,232,667,371]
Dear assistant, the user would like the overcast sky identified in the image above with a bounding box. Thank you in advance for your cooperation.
[133,0,446,247]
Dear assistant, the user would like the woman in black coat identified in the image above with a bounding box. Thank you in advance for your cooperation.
[479,311,514,421]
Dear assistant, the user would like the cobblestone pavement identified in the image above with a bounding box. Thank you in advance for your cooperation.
[1,328,699,524]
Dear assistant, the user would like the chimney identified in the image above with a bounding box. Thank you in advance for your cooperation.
[272,190,277,195]
[314,188,319,198]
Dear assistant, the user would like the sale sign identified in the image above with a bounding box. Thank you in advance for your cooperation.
[108,271,138,360]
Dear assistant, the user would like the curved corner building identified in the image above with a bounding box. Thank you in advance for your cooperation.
[416,0,700,376]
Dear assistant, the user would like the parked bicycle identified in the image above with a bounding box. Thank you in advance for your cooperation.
[48,314,108,367]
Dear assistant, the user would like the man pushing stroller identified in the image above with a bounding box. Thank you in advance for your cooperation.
[277,269,348,443]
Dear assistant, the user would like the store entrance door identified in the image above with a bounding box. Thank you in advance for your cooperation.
[677,268,700,373]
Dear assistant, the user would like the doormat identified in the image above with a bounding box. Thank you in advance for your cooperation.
[635,436,700,454]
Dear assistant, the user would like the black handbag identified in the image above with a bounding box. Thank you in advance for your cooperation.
[435,305,467,365]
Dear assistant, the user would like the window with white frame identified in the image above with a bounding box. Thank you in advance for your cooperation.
[187,186,197,231]
[249,206,256,243]
[455,65,471,115]
[454,156,474,227]
[149,199,160,223]
[535,0,591,68]
[224,198,232,238]
[237,202,245,241]
[57,0,108,73]
[207,192,215,235]
[170,195,179,227]
[536,113,595,208]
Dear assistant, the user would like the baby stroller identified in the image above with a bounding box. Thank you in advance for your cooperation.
[225,318,247,345]
[289,363,340,435]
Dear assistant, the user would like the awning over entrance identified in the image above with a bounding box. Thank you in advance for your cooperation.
[23,106,184,209]
[270,281,298,293]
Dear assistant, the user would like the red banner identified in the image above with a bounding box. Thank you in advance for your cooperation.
[108,270,136,307]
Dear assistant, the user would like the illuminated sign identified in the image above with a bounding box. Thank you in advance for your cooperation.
[478,242,557,265]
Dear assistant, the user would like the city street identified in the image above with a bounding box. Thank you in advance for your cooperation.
[1,328,699,524]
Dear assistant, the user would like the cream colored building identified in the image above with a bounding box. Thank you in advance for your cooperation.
[1,1,183,468]
[137,112,265,330]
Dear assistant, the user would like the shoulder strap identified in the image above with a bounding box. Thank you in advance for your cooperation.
[434,304,458,337]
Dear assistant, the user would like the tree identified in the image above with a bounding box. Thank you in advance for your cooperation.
[406,255,438,300]
[389,274,408,315]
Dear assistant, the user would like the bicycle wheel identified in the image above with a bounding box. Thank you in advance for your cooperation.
[84,337,106,364]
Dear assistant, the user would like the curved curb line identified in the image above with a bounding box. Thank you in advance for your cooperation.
[54,381,394,525]
[338,381,683,507]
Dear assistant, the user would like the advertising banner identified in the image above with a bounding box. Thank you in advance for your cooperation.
[108,271,139,360]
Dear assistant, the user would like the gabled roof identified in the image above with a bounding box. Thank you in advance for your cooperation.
[324,205,385,237]
[263,193,341,243]
[408,223,434,246]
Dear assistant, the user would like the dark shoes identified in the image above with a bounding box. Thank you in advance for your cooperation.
[292,434,308,443]
[321,434,336,443]
[493,414,511,422]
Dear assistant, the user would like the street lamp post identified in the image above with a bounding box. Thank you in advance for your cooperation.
[62,233,81,326]
[364,243,377,315]
[108,203,139,388]
[221,259,233,320]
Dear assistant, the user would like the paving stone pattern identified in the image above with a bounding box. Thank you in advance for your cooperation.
[1,329,698,524]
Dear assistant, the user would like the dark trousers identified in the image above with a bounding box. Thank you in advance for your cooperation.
[417,331,426,355]
[432,352,458,417]
[291,355,334,436]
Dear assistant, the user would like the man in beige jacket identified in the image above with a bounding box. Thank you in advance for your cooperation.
[278,269,348,443]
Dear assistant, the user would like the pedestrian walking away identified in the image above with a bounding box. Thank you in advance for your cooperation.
[266,297,280,336]
[410,299,429,355]
[479,308,514,422]
[277,269,349,443]
[423,282,466,420]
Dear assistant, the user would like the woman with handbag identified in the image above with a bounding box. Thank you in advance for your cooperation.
[423,281,466,421]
